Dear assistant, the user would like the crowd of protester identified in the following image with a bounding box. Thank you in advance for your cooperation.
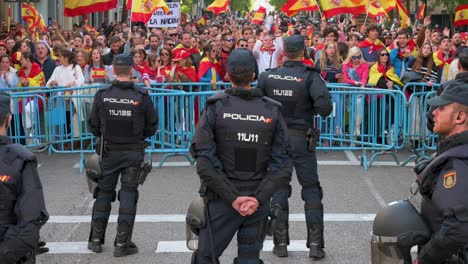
[0,13,466,145]
[0,14,465,91]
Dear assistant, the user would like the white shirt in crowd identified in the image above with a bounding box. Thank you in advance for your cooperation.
[46,64,85,88]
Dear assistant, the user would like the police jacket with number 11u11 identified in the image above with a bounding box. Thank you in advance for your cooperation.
[257,61,333,130]
[190,87,293,206]
[88,80,158,144]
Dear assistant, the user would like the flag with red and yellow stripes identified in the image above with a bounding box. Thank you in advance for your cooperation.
[252,6,266,24]
[417,3,425,20]
[396,0,410,28]
[318,0,367,18]
[131,0,171,23]
[21,3,48,34]
[280,0,319,17]
[455,4,468,27]
[206,0,230,15]
[64,0,117,17]
[367,0,388,18]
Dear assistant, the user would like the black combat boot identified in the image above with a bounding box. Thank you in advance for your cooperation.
[233,257,263,264]
[307,224,325,259]
[88,220,106,253]
[114,221,138,257]
[272,224,289,257]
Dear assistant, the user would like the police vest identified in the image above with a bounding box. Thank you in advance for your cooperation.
[0,144,36,226]
[214,93,279,196]
[98,85,148,144]
[262,65,316,129]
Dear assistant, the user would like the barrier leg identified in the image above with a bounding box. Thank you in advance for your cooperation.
[158,153,194,168]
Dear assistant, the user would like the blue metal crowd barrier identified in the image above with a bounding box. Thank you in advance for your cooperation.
[4,82,441,171]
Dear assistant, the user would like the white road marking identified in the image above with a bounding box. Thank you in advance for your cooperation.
[344,150,359,163]
[361,173,388,208]
[74,160,414,169]
[46,242,92,254]
[47,213,375,224]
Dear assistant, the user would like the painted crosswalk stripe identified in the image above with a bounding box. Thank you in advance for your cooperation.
[48,213,376,224]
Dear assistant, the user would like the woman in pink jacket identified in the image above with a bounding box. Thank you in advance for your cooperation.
[342,47,369,136]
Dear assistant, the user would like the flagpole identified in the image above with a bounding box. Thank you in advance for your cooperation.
[362,0,372,30]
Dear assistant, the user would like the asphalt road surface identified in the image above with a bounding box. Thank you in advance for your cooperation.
[35,149,424,264]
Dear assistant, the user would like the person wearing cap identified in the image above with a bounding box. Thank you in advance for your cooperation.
[257,34,332,259]
[426,47,468,132]
[383,31,393,47]
[87,54,158,257]
[190,49,292,264]
[0,92,49,263]
[413,81,468,264]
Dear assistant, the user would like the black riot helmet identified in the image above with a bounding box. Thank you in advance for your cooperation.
[371,200,430,264]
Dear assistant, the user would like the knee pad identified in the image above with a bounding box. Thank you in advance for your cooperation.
[301,181,323,201]
[118,190,139,205]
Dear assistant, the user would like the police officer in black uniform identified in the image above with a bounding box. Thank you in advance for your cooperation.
[0,93,49,263]
[257,34,333,259]
[87,54,158,257]
[190,49,293,264]
[427,47,468,132]
[414,81,468,263]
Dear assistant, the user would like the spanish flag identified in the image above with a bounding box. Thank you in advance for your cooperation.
[379,0,396,13]
[252,6,267,24]
[206,0,230,15]
[21,3,40,33]
[417,3,425,20]
[396,0,409,28]
[455,4,468,27]
[318,0,367,18]
[281,0,319,17]
[64,0,117,17]
[196,16,206,26]
[131,0,171,23]
[367,0,388,18]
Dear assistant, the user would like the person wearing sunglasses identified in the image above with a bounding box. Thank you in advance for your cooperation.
[368,48,404,143]
[166,28,179,43]
[218,33,235,81]
[343,47,369,136]
[163,38,176,52]
[197,43,223,91]
[236,38,248,49]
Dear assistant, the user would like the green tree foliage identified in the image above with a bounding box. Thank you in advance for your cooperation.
[269,0,288,10]
[229,0,252,13]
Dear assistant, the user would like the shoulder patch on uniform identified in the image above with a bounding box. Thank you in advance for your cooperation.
[443,171,456,189]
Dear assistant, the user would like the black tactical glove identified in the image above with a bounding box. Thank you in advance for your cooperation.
[37,241,49,255]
